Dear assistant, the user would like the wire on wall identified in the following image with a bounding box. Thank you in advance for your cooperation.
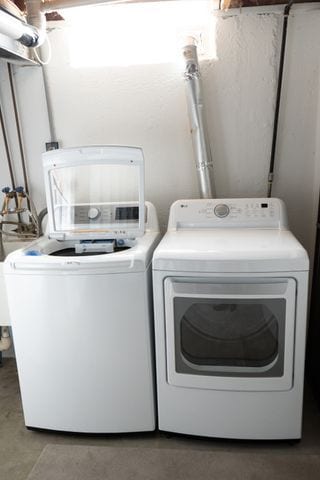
[267,0,294,198]
[33,34,52,66]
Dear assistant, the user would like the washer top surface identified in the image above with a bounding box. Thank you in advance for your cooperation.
[153,198,309,273]
[5,203,160,276]
[5,232,159,276]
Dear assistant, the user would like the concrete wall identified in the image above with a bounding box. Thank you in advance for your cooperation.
[0,3,320,254]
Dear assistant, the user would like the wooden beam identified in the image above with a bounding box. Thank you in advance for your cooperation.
[222,0,319,8]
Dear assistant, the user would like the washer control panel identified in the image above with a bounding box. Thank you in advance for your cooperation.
[169,198,288,230]
[54,203,142,230]
[72,204,140,224]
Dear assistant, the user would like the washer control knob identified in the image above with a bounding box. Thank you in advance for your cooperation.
[87,207,100,220]
[214,204,230,218]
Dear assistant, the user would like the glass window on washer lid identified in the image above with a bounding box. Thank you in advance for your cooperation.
[42,146,145,241]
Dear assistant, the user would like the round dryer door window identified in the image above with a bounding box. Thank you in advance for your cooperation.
[176,299,284,376]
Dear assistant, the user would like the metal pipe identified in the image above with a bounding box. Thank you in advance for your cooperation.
[38,208,48,236]
[182,38,215,199]
[0,222,5,262]
[0,103,17,191]
[0,106,15,189]
[41,67,57,142]
[7,64,31,211]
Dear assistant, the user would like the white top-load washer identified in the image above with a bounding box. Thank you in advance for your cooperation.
[153,198,309,440]
[4,145,160,433]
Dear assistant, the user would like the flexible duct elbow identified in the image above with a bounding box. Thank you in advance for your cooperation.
[0,326,11,352]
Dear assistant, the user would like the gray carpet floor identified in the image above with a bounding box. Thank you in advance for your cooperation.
[27,444,320,480]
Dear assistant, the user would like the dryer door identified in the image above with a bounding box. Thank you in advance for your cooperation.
[164,277,296,391]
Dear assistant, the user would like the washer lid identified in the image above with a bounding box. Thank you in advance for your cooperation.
[152,229,309,273]
[43,146,145,241]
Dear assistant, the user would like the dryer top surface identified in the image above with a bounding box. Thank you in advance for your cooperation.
[152,228,309,273]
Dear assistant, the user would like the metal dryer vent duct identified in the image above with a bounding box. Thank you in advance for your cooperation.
[182,37,215,199]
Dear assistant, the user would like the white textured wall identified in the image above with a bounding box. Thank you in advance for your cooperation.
[1,5,320,254]
[271,8,320,255]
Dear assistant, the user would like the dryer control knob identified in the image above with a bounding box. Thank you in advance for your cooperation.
[214,204,230,218]
[88,207,101,220]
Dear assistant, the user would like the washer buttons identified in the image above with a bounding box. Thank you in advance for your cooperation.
[214,204,230,218]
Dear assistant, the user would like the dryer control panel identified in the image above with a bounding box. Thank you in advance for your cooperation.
[168,198,288,230]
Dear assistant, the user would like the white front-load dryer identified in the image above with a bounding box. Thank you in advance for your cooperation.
[4,146,161,433]
[152,198,309,440]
